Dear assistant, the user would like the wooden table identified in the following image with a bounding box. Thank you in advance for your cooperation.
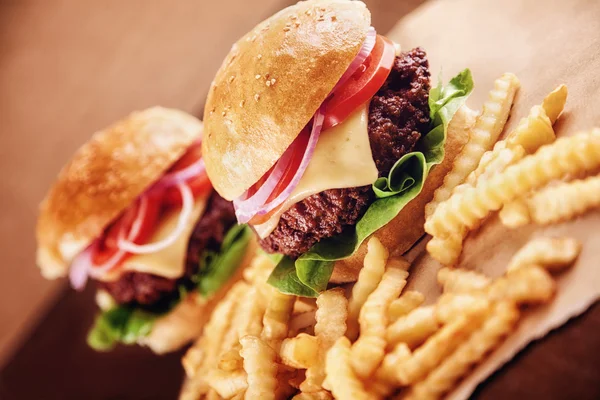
[0,0,598,399]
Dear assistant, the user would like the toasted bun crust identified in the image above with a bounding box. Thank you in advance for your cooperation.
[139,238,257,354]
[202,0,371,200]
[36,107,202,279]
[330,106,476,283]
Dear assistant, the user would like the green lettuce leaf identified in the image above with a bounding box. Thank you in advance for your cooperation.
[194,224,252,297]
[268,69,474,297]
[87,307,157,351]
[88,224,251,350]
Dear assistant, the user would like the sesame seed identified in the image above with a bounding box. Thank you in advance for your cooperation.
[254,93,260,101]
[228,75,235,83]
[221,111,226,116]
[239,100,245,107]
[266,80,271,87]
[331,15,337,21]
[257,54,262,60]
[305,10,311,15]
[290,15,297,20]
[317,17,324,21]
[283,26,290,32]
[251,35,256,41]
[270,78,276,85]
[255,74,261,79]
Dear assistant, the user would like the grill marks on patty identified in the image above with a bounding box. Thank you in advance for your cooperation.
[259,48,431,258]
[97,192,236,307]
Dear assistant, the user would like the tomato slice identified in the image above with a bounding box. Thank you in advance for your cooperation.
[322,35,396,130]
[92,193,162,266]
[248,128,310,225]
[162,141,212,207]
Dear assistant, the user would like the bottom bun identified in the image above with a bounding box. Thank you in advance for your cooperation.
[330,106,476,283]
[138,239,257,354]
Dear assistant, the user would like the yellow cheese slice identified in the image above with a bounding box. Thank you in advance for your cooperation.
[97,192,209,282]
[253,104,378,239]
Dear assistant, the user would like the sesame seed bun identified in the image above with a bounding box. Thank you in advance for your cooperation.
[36,107,202,279]
[202,0,371,200]
[329,106,476,283]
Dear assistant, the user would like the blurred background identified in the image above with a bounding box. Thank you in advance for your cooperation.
[0,1,423,398]
[1,1,599,399]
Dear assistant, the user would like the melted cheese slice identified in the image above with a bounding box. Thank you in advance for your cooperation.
[98,193,209,282]
[253,104,378,239]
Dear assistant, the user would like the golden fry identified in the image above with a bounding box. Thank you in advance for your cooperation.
[507,237,582,272]
[489,265,555,305]
[395,306,489,385]
[352,268,408,378]
[426,129,600,265]
[240,335,278,400]
[435,293,490,324]
[437,268,490,294]
[289,310,317,337]
[292,391,333,400]
[218,345,243,371]
[386,306,439,349]
[325,337,371,400]
[302,288,348,393]
[262,291,296,349]
[388,291,425,322]
[426,234,464,267]
[541,84,568,124]
[500,175,600,228]
[280,333,319,369]
[347,237,388,340]
[407,302,519,400]
[206,368,248,399]
[425,74,520,218]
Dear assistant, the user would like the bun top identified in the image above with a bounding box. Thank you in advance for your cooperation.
[202,0,371,200]
[36,107,202,279]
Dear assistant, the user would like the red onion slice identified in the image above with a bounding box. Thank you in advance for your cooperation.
[233,148,294,223]
[151,157,205,192]
[117,183,194,254]
[233,106,326,223]
[257,106,325,216]
[330,27,376,93]
[68,243,95,291]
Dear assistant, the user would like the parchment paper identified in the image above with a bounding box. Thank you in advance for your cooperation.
[387,0,600,398]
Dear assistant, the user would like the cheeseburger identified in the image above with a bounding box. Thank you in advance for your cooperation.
[202,0,473,296]
[36,107,253,353]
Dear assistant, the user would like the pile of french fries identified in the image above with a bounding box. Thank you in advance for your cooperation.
[180,73,598,399]
[181,233,581,400]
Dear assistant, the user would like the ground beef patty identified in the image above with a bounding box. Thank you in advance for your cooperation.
[259,48,431,257]
[97,192,236,306]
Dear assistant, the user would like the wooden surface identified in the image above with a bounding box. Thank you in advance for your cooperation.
[0,0,598,399]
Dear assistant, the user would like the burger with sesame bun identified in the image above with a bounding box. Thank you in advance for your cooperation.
[36,107,254,353]
[202,0,474,296]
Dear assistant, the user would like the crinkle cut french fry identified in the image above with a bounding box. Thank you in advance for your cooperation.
[207,368,248,399]
[425,74,520,218]
[425,129,600,265]
[395,304,489,385]
[302,288,348,393]
[280,333,319,369]
[426,233,464,267]
[500,175,600,228]
[505,105,554,154]
[289,310,316,337]
[435,293,490,324]
[325,337,371,400]
[386,305,439,349]
[463,145,526,190]
[507,237,582,272]
[347,237,388,340]
[407,301,519,400]
[437,268,491,294]
[240,335,278,400]
[375,342,411,388]
[541,84,568,124]
[388,291,425,321]
[218,344,243,371]
[489,265,555,305]
[352,268,409,378]
[262,291,296,348]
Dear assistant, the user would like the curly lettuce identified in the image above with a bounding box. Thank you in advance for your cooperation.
[268,69,474,296]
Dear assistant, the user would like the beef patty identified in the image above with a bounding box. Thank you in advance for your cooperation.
[97,192,237,307]
[259,47,431,258]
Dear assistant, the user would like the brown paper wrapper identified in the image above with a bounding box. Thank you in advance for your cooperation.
[387,0,600,397]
